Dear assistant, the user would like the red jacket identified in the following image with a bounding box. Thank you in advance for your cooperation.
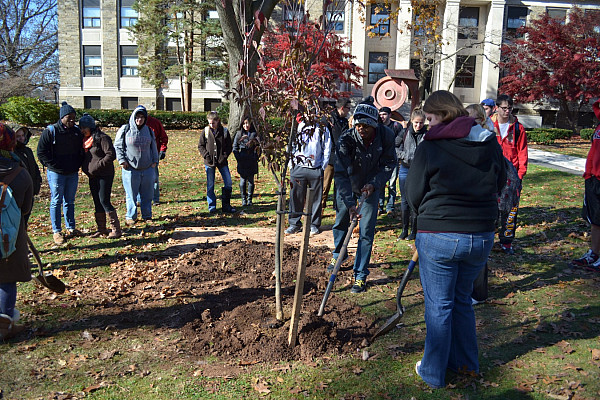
[146,115,168,153]
[493,115,528,179]
[584,100,600,180]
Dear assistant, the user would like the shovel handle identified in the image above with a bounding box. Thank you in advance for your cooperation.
[26,234,46,281]
[396,250,418,311]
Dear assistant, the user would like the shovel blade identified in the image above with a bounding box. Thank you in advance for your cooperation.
[372,311,403,340]
[33,273,66,294]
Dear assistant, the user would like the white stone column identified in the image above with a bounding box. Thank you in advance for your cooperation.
[480,0,505,101]
[395,0,413,69]
[435,0,460,92]
[349,0,367,95]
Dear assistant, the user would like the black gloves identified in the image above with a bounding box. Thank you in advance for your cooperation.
[159,151,166,160]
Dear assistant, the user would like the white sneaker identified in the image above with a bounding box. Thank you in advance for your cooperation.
[471,298,483,305]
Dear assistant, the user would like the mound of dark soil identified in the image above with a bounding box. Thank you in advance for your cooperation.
[80,239,375,363]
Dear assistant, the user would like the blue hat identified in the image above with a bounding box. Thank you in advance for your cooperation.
[59,101,76,119]
[79,113,96,130]
[481,98,495,107]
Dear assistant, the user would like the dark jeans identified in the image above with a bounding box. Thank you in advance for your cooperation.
[289,166,323,228]
[89,175,115,213]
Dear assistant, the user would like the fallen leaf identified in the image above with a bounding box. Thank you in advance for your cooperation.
[253,380,271,394]
[98,350,118,360]
[591,348,600,360]
[352,366,363,375]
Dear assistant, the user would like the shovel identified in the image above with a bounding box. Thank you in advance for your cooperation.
[371,250,418,341]
[317,193,367,317]
[28,234,66,294]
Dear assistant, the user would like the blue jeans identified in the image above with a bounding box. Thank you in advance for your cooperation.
[332,189,379,281]
[205,165,232,211]
[415,231,494,388]
[122,167,155,220]
[136,164,160,204]
[398,165,410,212]
[379,164,398,212]
[47,170,79,233]
[0,282,17,318]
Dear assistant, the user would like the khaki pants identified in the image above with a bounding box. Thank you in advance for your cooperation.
[322,164,334,208]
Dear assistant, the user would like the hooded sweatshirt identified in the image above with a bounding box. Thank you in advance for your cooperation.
[406,116,507,233]
[114,106,159,170]
[583,99,600,180]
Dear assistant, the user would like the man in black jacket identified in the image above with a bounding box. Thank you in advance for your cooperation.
[37,101,84,245]
[331,98,396,293]
[322,98,351,210]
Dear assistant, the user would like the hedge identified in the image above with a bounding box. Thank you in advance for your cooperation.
[78,109,210,129]
[0,96,59,126]
[526,128,572,145]
[580,128,595,141]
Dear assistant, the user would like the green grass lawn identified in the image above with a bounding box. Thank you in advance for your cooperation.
[1,130,600,400]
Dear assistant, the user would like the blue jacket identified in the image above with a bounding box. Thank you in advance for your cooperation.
[334,124,396,209]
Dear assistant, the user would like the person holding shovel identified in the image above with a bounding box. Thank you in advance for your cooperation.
[406,90,506,389]
[0,123,33,340]
[331,98,396,293]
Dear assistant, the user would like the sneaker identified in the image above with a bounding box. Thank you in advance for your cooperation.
[415,360,421,377]
[310,226,320,236]
[571,249,600,268]
[326,257,337,274]
[125,219,136,226]
[351,279,366,293]
[53,232,65,245]
[471,297,483,305]
[285,225,302,235]
[501,244,515,255]
[208,208,217,214]
[65,228,83,238]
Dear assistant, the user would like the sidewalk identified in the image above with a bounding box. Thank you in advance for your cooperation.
[528,148,586,176]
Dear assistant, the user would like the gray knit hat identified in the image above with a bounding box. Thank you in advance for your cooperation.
[353,100,379,128]
[59,101,76,119]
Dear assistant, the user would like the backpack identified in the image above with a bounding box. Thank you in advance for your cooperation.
[0,167,23,259]
[498,157,522,215]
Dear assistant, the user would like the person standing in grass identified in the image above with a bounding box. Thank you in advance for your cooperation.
[331,98,396,293]
[407,90,506,389]
[0,123,33,340]
[115,105,159,225]
[198,111,236,213]
[378,106,403,215]
[11,123,41,224]
[233,117,260,206]
[37,101,84,245]
[572,99,600,271]
[79,114,121,239]
[322,98,351,210]
[491,94,527,255]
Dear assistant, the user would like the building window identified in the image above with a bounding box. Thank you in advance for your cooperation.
[204,98,222,112]
[207,10,219,19]
[413,5,436,37]
[368,52,388,84]
[585,9,600,33]
[283,3,304,31]
[547,7,567,23]
[326,9,345,32]
[370,4,390,36]
[121,97,138,110]
[506,7,527,31]
[455,55,476,88]
[120,0,138,27]
[458,7,479,40]
[83,46,102,77]
[82,0,101,28]
[121,45,138,76]
[166,98,182,111]
[84,96,101,109]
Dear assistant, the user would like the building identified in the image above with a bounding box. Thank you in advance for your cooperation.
[58,0,225,111]
[58,0,600,126]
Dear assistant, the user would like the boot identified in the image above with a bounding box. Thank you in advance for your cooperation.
[247,181,254,206]
[107,210,122,239]
[90,212,109,238]
[407,213,417,241]
[222,187,236,213]
[240,181,247,206]
[398,211,410,240]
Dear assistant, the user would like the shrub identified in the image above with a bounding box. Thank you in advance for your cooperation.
[0,96,59,126]
[526,128,572,144]
[77,109,209,129]
[580,128,595,141]
[216,102,230,124]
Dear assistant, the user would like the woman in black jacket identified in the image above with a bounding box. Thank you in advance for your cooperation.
[11,124,41,225]
[79,114,121,238]
[233,117,260,206]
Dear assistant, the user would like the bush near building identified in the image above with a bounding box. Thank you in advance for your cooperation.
[0,96,59,125]
[580,128,595,141]
[526,128,572,144]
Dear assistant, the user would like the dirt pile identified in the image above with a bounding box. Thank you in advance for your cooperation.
[77,239,375,363]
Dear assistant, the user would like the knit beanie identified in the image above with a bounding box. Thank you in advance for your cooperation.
[353,98,379,128]
[79,113,96,130]
[59,101,76,119]
[0,123,16,158]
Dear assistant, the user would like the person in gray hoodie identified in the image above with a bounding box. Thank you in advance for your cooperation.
[114,106,159,225]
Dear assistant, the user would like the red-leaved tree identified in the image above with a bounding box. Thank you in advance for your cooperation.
[258,21,361,99]
[500,7,600,131]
